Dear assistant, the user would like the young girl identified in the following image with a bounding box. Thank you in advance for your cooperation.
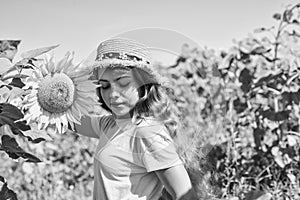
[75,38,195,200]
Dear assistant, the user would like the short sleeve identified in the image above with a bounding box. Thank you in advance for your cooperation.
[90,116,102,137]
[137,124,183,172]
[91,115,115,137]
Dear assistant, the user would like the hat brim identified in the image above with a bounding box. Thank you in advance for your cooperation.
[90,58,171,88]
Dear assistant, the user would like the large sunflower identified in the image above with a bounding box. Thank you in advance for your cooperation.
[22,52,101,134]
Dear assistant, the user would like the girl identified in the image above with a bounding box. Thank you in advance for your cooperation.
[75,38,195,200]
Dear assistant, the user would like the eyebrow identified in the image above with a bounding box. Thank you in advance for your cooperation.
[99,75,131,82]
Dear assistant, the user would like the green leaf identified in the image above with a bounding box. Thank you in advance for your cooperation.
[287,135,298,146]
[13,58,35,70]
[253,128,264,149]
[22,123,53,143]
[212,63,221,77]
[0,103,23,124]
[250,46,271,55]
[20,44,59,59]
[245,190,272,200]
[15,121,30,131]
[8,77,25,88]
[2,74,29,81]
[283,9,293,23]
[233,97,248,114]
[239,68,253,93]
[292,19,300,24]
[0,182,18,200]
[0,40,21,62]
[282,90,300,105]
[273,13,281,20]
[254,72,283,88]
[0,121,32,139]
[260,109,290,122]
[271,146,286,168]
[287,173,296,184]
[196,67,206,78]
[0,135,42,162]
[5,86,25,102]
[219,53,235,69]
[254,27,266,33]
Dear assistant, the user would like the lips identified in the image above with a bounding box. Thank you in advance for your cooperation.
[111,102,124,106]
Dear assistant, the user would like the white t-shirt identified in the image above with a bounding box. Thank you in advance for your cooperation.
[90,115,183,200]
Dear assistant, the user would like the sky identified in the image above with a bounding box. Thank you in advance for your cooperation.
[1,0,298,65]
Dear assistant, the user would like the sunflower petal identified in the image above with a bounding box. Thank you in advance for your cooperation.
[66,110,80,124]
[60,115,68,133]
[72,74,91,82]
[69,122,75,131]
[56,52,70,72]
[74,101,89,116]
[71,104,81,119]
[54,114,62,134]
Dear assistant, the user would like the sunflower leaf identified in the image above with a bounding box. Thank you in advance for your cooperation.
[20,44,60,59]
[0,135,42,162]
[0,176,5,183]
[0,119,28,137]
[5,87,25,102]
[0,40,21,62]
[0,103,24,123]
[8,77,25,88]
[0,181,18,200]
[22,123,53,143]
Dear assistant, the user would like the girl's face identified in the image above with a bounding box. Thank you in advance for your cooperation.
[97,67,139,119]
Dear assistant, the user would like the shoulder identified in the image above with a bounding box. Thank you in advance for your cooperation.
[134,117,183,172]
[99,114,114,126]
[99,115,115,129]
[135,117,170,139]
[135,117,174,152]
[91,114,115,134]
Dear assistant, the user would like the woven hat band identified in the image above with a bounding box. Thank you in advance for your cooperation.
[96,38,152,63]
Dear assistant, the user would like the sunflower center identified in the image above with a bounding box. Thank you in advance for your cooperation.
[37,73,75,113]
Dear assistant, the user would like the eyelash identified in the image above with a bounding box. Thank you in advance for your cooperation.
[99,81,130,90]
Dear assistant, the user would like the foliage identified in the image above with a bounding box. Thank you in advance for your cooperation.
[156,2,300,200]
[0,133,95,200]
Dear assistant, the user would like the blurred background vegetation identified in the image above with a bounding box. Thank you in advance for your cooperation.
[1,3,300,200]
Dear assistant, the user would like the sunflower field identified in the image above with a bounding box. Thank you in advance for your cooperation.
[1,3,300,200]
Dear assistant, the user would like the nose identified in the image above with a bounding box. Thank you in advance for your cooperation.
[109,83,122,100]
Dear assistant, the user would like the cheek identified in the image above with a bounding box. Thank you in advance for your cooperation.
[125,87,139,105]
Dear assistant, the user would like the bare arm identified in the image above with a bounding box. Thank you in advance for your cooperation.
[74,115,99,138]
[155,164,197,200]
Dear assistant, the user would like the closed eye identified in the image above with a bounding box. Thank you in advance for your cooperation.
[118,79,130,87]
[98,77,131,89]
[116,76,131,87]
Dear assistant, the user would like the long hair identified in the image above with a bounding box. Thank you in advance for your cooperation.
[95,66,181,138]
[131,67,181,138]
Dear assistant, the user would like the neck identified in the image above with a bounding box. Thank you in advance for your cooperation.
[113,113,132,120]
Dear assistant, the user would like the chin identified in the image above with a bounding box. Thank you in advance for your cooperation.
[112,110,130,117]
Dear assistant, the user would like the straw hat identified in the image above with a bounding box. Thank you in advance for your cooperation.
[91,37,170,87]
